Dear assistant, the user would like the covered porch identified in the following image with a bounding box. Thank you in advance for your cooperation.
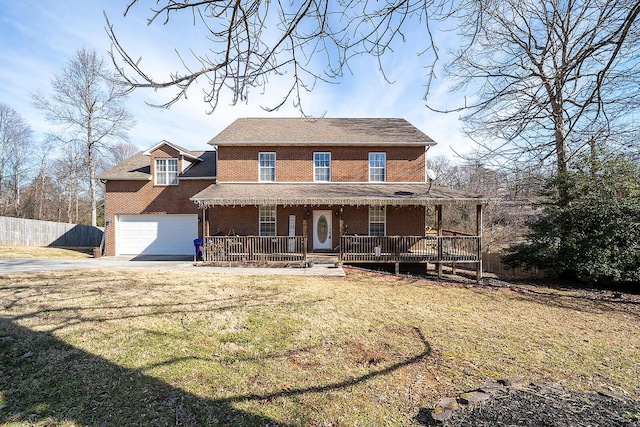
[191,183,487,281]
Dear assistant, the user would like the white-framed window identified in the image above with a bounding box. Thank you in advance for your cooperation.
[369,206,386,236]
[369,152,386,182]
[313,152,331,182]
[259,205,277,236]
[259,152,276,182]
[155,158,179,185]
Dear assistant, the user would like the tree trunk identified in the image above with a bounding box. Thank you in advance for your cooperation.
[66,186,73,223]
[13,176,19,217]
[88,115,97,227]
[37,172,45,220]
[551,89,569,203]
[0,155,5,216]
[74,176,80,224]
[89,155,97,226]
[554,122,568,176]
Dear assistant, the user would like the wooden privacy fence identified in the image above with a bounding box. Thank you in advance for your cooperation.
[0,216,104,247]
[481,252,541,278]
[450,252,541,278]
[204,235,307,264]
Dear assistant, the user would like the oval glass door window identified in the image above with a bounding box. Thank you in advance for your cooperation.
[317,215,328,243]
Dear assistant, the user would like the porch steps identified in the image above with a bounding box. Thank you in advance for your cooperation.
[308,253,340,265]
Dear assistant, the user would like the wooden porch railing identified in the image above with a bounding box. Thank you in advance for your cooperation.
[204,235,307,263]
[340,235,481,263]
[203,235,481,265]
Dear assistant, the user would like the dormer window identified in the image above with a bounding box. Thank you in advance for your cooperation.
[155,158,179,185]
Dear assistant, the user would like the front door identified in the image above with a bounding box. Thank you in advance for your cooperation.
[313,210,332,251]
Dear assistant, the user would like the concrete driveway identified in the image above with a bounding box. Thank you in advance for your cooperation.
[0,256,345,277]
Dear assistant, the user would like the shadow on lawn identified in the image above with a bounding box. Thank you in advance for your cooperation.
[0,317,432,426]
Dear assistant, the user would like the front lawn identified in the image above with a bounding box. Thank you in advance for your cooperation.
[0,245,92,259]
[0,269,638,426]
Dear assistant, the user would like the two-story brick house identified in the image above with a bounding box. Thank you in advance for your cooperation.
[99,117,486,279]
[194,118,437,247]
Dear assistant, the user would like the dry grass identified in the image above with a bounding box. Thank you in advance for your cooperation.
[0,269,638,426]
[0,245,92,259]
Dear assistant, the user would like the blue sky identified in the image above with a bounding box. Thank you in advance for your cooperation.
[0,1,473,158]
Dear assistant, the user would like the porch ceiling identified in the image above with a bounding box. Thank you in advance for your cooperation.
[190,183,489,207]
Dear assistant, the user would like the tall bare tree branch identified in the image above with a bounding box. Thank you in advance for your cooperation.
[430,0,640,177]
[0,103,33,217]
[31,49,135,226]
[105,0,439,113]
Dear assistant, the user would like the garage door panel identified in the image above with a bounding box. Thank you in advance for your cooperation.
[117,215,197,256]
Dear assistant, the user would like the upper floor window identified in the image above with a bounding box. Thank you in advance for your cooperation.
[259,205,277,236]
[369,152,386,182]
[314,152,331,182]
[369,206,386,236]
[155,158,179,185]
[259,152,276,182]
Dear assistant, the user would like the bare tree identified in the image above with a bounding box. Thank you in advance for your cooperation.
[31,143,53,221]
[107,141,140,166]
[7,142,32,217]
[105,0,440,113]
[428,154,546,251]
[31,48,135,226]
[107,1,640,178]
[22,150,50,221]
[434,0,640,177]
[0,103,33,217]
[48,140,88,224]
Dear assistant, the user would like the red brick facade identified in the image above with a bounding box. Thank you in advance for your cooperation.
[217,146,425,182]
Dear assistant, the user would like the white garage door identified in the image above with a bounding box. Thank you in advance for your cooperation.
[116,214,198,256]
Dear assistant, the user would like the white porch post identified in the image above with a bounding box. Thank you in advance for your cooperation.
[202,205,207,239]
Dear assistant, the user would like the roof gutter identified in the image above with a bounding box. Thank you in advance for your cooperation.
[211,140,436,147]
[190,196,489,207]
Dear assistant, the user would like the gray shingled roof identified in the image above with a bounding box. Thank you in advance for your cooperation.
[190,183,486,206]
[97,150,217,180]
[181,151,217,178]
[209,118,437,146]
[97,152,150,181]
